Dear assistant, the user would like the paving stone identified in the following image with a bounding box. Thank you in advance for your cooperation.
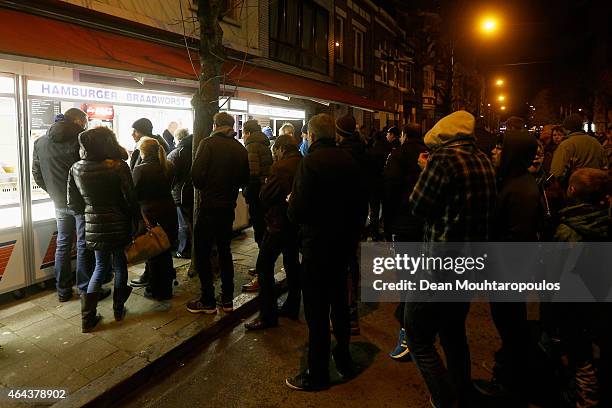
[156,314,199,336]
[1,305,54,332]
[58,337,118,371]
[0,338,42,371]
[79,350,131,381]
[48,300,81,320]
[0,300,38,320]
[14,315,91,355]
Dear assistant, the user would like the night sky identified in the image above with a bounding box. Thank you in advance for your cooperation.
[383,0,610,116]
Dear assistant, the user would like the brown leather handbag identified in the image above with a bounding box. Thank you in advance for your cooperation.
[125,211,170,265]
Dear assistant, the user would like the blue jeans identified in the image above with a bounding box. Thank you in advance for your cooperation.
[88,249,128,294]
[54,208,93,297]
[176,206,192,255]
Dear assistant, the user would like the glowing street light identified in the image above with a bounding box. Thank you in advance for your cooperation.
[480,17,499,34]
[495,79,504,86]
[498,95,505,102]
[335,41,340,47]
[501,106,506,111]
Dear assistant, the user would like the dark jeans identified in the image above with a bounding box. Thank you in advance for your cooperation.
[301,251,351,381]
[194,207,235,305]
[54,208,93,297]
[248,195,265,246]
[347,241,360,322]
[256,227,300,324]
[489,302,529,388]
[404,302,471,408]
[146,249,174,298]
[177,205,193,255]
[88,249,128,294]
[369,196,382,240]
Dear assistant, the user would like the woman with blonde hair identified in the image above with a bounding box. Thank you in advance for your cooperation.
[132,137,178,300]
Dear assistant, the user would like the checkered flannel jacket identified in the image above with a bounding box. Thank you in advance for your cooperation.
[408,139,497,242]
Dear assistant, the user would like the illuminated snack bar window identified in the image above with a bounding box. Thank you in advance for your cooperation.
[0,76,21,229]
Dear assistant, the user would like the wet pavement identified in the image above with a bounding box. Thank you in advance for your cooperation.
[0,229,269,408]
[117,302,544,408]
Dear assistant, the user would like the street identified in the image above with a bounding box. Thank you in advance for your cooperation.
[118,302,524,408]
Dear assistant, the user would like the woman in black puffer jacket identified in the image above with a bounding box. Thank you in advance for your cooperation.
[68,127,139,333]
[133,137,178,300]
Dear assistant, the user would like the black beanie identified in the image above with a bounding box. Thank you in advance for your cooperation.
[132,118,153,136]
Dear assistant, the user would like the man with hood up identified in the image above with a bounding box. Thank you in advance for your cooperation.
[405,110,497,408]
[474,121,540,400]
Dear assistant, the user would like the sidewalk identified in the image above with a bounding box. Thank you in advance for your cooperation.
[0,229,282,407]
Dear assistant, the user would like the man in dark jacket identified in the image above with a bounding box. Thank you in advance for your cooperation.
[367,131,390,240]
[285,114,366,391]
[129,117,170,288]
[242,120,274,290]
[384,124,427,242]
[162,121,178,151]
[167,129,193,259]
[474,125,540,400]
[187,112,249,314]
[129,118,170,170]
[244,135,302,330]
[383,123,427,362]
[32,108,93,302]
[336,114,369,336]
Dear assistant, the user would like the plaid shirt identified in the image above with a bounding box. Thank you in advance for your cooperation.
[408,140,497,242]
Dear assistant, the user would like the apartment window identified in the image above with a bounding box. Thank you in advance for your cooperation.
[353,28,364,71]
[270,0,329,74]
[221,0,241,23]
[380,60,388,83]
[335,16,344,63]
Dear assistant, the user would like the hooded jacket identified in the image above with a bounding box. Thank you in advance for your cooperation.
[192,127,249,209]
[67,130,139,250]
[384,138,427,238]
[495,130,541,241]
[410,111,497,242]
[555,203,610,242]
[244,130,273,201]
[32,120,83,208]
[167,135,193,206]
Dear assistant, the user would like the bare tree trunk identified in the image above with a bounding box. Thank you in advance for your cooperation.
[190,0,225,276]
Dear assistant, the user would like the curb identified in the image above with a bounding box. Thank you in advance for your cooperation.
[52,271,287,408]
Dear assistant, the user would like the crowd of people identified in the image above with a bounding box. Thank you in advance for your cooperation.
[31,105,611,407]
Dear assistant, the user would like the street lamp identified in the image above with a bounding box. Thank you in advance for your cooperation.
[498,95,505,102]
[501,106,506,111]
[495,79,504,86]
[480,17,499,35]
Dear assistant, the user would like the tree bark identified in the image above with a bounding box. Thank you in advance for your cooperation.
[190,0,225,274]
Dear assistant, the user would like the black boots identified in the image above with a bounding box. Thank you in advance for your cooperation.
[113,286,133,321]
[81,293,101,333]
